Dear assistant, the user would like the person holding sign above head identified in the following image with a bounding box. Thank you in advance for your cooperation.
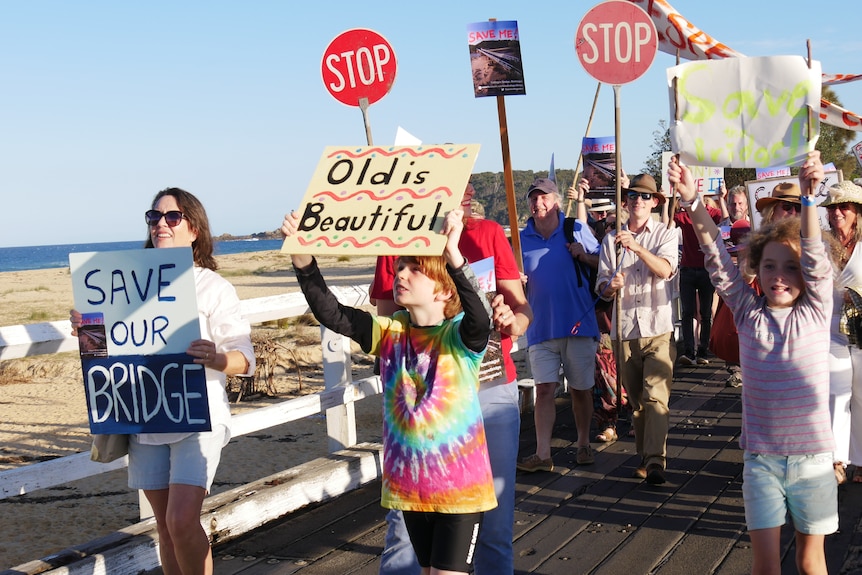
[373,182,532,575]
[673,176,723,367]
[71,188,255,575]
[518,176,599,473]
[668,153,837,575]
[596,174,679,485]
[282,207,496,575]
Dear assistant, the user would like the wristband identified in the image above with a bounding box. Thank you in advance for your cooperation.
[800,196,816,207]
[679,196,700,211]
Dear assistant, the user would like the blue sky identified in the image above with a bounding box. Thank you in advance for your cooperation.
[4,0,862,247]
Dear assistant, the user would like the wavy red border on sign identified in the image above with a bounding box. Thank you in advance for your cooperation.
[312,187,453,202]
[327,146,467,159]
[297,236,432,248]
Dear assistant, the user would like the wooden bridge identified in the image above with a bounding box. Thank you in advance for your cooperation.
[4,288,862,575]
[207,362,862,575]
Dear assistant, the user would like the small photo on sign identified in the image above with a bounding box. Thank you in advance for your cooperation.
[582,136,616,194]
[467,20,526,98]
[78,312,108,358]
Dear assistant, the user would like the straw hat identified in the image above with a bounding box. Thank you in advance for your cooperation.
[820,180,862,208]
[754,182,801,212]
[623,173,665,205]
[588,198,616,213]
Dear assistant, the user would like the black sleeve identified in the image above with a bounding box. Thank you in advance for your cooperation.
[293,257,375,353]
[448,262,493,353]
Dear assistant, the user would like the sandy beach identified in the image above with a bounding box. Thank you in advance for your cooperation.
[0,249,383,570]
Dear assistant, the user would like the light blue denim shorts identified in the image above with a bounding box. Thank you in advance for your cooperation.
[128,425,227,492]
[742,451,838,534]
[528,337,598,390]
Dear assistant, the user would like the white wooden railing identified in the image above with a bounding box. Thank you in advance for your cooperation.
[0,284,531,575]
[0,285,389,575]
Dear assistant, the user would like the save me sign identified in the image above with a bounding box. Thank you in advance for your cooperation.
[70,247,210,434]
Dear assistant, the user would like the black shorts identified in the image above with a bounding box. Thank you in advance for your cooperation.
[402,511,484,572]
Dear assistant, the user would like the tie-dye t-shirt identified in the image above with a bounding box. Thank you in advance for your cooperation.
[373,310,497,514]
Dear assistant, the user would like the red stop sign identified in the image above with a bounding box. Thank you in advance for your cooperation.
[321,29,397,107]
[575,1,657,85]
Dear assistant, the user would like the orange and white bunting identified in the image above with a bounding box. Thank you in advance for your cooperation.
[626,0,862,132]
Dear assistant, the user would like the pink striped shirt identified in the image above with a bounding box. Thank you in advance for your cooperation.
[703,238,834,455]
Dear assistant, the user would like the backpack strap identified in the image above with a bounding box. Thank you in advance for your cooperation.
[564,217,589,289]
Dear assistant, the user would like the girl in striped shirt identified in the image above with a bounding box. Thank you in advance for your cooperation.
[669,152,836,575]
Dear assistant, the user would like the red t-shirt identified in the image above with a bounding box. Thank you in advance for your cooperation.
[674,205,722,268]
[369,217,521,382]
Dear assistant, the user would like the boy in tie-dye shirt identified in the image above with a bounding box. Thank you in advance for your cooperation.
[281,207,496,574]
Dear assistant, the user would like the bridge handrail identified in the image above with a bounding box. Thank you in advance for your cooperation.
[0,284,375,501]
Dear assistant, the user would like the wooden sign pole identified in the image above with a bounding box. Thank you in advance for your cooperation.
[497,94,523,271]
[359,97,374,146]
[565,82,602,217]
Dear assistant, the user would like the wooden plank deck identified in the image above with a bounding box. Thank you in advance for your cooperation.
[206,362,862,575]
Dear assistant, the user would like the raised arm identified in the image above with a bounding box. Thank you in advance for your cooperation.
[441,208,492,352]
[667,157,719,246]
[798,150,824,240]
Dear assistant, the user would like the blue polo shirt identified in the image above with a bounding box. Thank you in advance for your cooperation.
[520,212,600,346]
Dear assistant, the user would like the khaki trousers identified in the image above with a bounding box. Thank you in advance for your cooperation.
[617,332,675,469]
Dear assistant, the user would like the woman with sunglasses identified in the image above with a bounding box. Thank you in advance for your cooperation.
[821,181,862,485]
[754,181,803,223]
[72,187,255,575]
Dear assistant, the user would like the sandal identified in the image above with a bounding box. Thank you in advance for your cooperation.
[595,428,618,443]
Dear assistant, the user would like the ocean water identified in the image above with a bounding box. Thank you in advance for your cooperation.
[0,238,284,273]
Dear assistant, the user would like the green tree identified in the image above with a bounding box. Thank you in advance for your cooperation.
[819,86,859,180]
[643,119,670,187]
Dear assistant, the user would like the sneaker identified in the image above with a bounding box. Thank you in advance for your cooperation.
[646,463,666,485]
[576,445,595,465]
[517,454,554,472]
[696,356,710,365]
[677,354,695,366]
[725,373,742,388]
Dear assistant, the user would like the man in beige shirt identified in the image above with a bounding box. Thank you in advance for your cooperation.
[596,174,679,485]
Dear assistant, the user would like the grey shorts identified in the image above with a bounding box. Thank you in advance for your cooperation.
[128,425,227,492]
[528,337,597,390]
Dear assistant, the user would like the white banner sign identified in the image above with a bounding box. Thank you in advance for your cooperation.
[668,56,821,168]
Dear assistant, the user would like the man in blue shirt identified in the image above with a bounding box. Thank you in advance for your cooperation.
[518,177,599,471]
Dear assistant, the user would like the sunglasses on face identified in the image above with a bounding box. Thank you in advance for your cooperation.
[145,210,186,227]
[626,191,653,201]
[826,202,854,212]
[778,201,801,214]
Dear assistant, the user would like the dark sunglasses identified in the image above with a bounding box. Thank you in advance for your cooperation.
[778,201,801,213]
[145,210,186,227]
[627,191,653,201]
[826,202,854,212]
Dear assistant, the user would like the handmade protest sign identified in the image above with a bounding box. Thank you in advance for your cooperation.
[660,151,724,196]
[467,20,525,97]
[282,144,480,256]
[746,170,842,230]
[668,56,821,168]
[853,141,862,171]
[756,166,792,180]
[70,247,209,435]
